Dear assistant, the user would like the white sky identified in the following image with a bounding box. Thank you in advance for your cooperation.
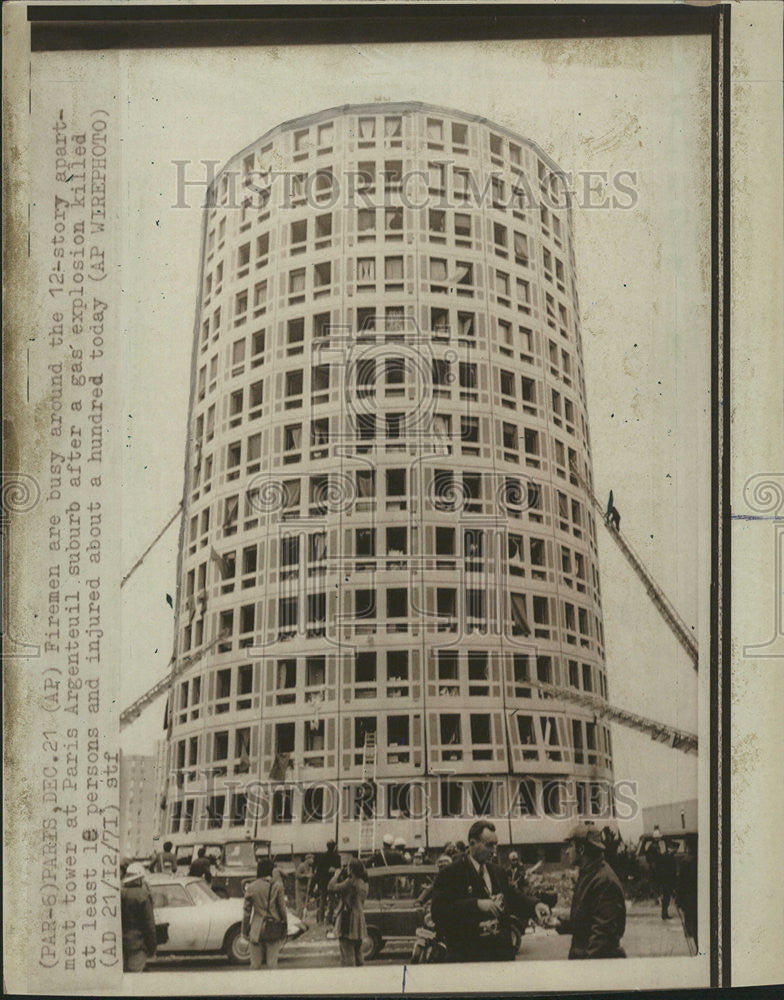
[112,35,712,838]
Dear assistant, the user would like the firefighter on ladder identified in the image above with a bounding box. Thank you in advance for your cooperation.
[606,490,621,531]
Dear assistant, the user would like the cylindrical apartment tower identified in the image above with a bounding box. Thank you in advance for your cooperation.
[161,103,614,857]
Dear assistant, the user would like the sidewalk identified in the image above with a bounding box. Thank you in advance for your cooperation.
[517,899,692,961]
[284,900,692,964]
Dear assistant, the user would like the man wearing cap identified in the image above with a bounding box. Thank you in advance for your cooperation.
[120,859,158,972]
[554,823,626,959]
[431,820,549,962]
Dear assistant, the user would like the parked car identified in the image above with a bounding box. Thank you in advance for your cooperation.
[146,873,306,964]
[362,865,434,960]
[637,832,697,864]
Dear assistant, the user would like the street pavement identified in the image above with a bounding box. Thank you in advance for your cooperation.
[147,900,692,972]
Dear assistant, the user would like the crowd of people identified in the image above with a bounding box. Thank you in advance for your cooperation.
[288,820,628,966]
[121,822,697,970]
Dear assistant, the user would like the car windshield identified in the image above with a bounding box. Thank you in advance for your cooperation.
[187,880,219,905]
[369,870,436,900]
[224,842,258,868]
[150,883,192,909]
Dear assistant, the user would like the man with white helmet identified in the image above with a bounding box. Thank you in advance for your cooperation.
[368,833,405,868]
[416,853,452,906]
[505,850,526,890]
[120,859,157,972]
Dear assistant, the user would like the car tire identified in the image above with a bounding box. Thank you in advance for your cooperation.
[361,927,383,961]
[509,921,522,955]
[224,924,250,965]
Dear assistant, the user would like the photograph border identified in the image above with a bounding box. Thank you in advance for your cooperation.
[17,2,732,993]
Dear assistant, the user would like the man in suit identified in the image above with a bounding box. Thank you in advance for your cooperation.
[431,820,550,962]
[554,822,626,959]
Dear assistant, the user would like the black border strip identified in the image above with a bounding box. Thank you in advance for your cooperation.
[23,2,732,991]
[29,3,716,51]
[720,5,733,988]
[709,5,732,988]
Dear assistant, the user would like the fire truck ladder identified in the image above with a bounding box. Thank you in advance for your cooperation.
[571,464,699,669]
[119,630,229,729]
[529,678,698,755]
[358,732,378,859]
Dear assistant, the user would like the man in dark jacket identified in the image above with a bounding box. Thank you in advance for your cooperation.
[315,839,342,924]
[120,859,157,972]
[676,847,697,951]
[188,845,213,884]
[431,820,550,962]
[658,843,677,919]
[555,823,626,959]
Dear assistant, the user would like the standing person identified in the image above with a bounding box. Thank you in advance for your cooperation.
[295,853,314,918]
[431,820,549,962]
[645,830,668,912]
[188,846,213,884]
[676,846,698,951]
[601,826,622,874]
[328,860,369,967]
[120,859,157,972]
[553,823,626,959]
[242,858,288,970]
[315,839,342,924]
[150,841,177,874]
[658,843,677,920]
[505,851,525,890]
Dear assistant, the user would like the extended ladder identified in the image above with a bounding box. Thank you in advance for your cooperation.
[119,630,229,729]
[572,464,699,669]
[530,678,698,755]
[358,732,378,859]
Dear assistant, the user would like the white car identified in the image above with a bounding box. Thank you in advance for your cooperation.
[146,873,306,964]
